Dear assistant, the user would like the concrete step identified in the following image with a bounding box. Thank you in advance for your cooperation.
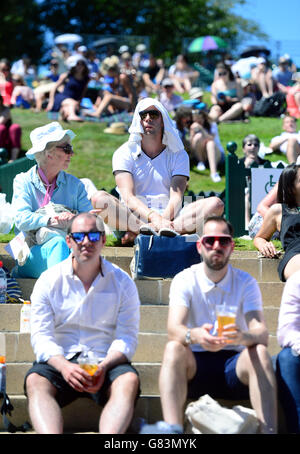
[0,394,163,432]
[0,304,169,333]
[0,389,287,434]
[5,276,285,306]
[1,303,281,362]
[0,244,283,283]
[5,362,162,396]
[2,332,167,364]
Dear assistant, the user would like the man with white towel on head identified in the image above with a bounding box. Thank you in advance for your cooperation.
[91,98,224,244]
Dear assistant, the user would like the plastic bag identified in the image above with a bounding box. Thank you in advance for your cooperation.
[185,394,259,434]
[0,193,15,234]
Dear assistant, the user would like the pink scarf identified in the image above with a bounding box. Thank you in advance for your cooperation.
[38,168,57,207]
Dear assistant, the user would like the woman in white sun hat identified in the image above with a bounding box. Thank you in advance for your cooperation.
[11,121,92,278]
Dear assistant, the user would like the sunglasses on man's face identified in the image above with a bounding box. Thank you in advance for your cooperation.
[56,144,74,155]
[218,72,227,76]
[69,231,103,244]
[139,109,160,121]
[201,235,233,249]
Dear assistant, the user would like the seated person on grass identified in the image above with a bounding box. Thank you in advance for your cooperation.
[91,98,224,245]
[269,115,300,164]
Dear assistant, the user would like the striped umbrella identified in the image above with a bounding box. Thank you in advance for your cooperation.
[188,36,228,53]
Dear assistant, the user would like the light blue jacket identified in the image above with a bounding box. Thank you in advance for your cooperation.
[12,165,92,234]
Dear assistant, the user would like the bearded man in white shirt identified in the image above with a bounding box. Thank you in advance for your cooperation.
[141,215,277,435]
[24,212,140,434]
[91,98,224,244]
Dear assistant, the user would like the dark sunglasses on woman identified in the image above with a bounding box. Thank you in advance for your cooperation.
[56,144,74,154]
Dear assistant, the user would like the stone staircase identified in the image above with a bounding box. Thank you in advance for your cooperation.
[0,245,286,433]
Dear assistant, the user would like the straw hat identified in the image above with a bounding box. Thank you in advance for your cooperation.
[104,122,127,135]
[189,87,204,99]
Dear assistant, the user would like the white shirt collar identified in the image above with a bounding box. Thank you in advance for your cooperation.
[197,263,233,294]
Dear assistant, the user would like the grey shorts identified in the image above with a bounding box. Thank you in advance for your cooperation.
[24,353,140,408]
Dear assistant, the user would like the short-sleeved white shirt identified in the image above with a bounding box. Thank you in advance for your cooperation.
[169,263,263,352]
[271,131,300,153]
[112,142,189,211]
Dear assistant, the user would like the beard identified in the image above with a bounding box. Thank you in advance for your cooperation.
[203,251,231,271]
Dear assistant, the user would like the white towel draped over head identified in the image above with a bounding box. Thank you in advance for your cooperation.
[128,97,184,159]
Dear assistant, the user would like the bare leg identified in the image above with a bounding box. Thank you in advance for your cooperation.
[283,253,300,280]
[219,102,244,122]
[286,137,300,163]
[173,196,224,234]
[26,373,63,434]
[10,147,20,161]
[170,77,185,94]
[86,93,130,118]
[61,99,83,122]
[91,190,143,234]
[159,341,196,426]
[236,344,278,434]
[255,73,273,98]
[99,372,140,434]
[209,105,222,122]
[206,140,221,176]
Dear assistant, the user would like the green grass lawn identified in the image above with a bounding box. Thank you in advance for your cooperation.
[2,105,289,248]
[12,107,288,195]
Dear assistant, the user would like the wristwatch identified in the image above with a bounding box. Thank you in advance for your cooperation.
[184,329,192,346]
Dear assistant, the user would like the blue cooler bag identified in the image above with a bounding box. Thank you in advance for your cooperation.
[131,234,202,280]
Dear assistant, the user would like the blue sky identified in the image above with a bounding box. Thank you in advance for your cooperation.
[233,0,300,65]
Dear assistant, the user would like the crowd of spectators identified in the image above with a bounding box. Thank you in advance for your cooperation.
[0,43,299,169]
[1,42,300,435]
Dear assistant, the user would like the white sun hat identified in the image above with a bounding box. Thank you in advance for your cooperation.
[26,122,76,160]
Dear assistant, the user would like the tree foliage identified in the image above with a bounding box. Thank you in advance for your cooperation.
[0,0,268,63]
[0,0,44,64]
[40,0,267,57]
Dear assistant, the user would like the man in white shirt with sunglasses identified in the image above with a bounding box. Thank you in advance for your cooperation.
[24,212,140,434]
[91,97,224,244]
[141,215,277,434]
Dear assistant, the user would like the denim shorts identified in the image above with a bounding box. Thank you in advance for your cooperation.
[188,350,249,400]
[24,353,140,408]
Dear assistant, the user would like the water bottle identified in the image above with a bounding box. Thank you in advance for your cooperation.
[0,355,6,394]
[20,300,31,333]
[0,261,7,304]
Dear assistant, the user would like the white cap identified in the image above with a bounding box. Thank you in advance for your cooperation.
[119,45,129,54]
[66,54,87,69]
[136,44,146,52]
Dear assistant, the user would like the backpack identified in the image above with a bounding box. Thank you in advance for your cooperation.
[253,92,286,117]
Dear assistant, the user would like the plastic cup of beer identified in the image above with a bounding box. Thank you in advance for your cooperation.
[77,352,99,378]
[216,304,238,338]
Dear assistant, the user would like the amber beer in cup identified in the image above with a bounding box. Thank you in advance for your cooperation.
[216,304,237,338]
[77,352,99,380]
[80,363,98,376]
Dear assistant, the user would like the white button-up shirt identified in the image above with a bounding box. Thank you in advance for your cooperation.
[277,269,300,355]
[169,263,263,352]
[30,255,140,363]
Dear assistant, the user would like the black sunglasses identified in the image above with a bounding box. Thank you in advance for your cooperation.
[139,109,160,120]
[69,231,103,243]
[218,71,227,76]
[201,235,232,248]
[56,144,74,154]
